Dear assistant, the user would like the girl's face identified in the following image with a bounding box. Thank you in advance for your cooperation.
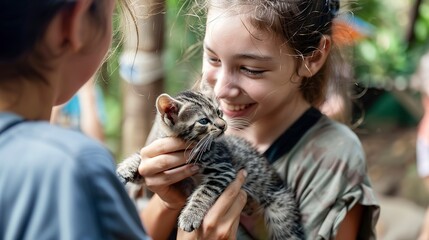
[202,8,308,134]
[58,0,115,105]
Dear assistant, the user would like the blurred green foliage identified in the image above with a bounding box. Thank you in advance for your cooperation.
[99,0,202,155]
[352,0,429,90]
[164,0,202,94]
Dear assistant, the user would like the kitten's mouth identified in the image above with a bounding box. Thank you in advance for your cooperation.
[215,131,225,137]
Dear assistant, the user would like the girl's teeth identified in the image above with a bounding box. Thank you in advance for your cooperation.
[226,104,248,111]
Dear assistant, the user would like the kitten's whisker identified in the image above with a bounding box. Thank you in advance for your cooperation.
[196,150,204,164]
[200,134,215,163]
[202,135,211,151]
[228,117,251,131]
[189,134,212,164]
[189,148,199,164]
[207,136,214,150]
[185,141,194,151]
[201,135,213,153]
[184,140,196,162]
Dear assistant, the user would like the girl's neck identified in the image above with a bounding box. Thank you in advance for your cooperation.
[229,99,311,153]
[0,77,55,121]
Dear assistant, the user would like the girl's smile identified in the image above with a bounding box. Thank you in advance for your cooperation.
[219,100,255,118]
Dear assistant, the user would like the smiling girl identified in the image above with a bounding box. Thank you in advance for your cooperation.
[138,0,379,239]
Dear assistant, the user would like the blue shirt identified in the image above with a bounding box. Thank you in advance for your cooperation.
[0,112,149,240]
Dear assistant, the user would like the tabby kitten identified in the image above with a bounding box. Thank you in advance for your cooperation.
[116,90,304,240]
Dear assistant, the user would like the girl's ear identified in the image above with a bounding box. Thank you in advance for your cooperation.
[64,0,93,52]
[298,36,331,78]
[44,0,92,53]
[156,94,182,126]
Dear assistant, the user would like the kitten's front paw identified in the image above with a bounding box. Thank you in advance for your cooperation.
[116,153,143,184]
[178,211,204,232]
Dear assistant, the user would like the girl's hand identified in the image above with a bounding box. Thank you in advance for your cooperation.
[138,137,199,210]
[177,170,248,240]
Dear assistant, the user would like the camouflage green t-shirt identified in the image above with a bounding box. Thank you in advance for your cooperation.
[238,114,380,240]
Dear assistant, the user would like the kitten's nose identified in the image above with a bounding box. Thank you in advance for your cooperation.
[214,118,227,131]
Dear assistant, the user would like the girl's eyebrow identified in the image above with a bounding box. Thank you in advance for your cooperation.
[204,42,273,62]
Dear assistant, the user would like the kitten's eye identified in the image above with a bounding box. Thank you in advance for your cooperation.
[198,118,211,125]
[216,109,223,117]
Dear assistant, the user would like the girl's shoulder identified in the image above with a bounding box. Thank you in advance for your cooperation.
[306,115,361,146]
[0,113,118,201]
[21,121,106,155]
[294,115,365,163]
[0,112,113,170]
[282,115,365,171]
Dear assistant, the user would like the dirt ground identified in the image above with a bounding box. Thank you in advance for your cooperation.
[358,127,428,239]
[359,127,428,205]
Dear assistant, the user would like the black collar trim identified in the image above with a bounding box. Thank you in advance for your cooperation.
[263,107,322,164]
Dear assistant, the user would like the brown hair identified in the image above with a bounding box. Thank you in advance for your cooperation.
[0,0,132,82]
[191,0,340,107]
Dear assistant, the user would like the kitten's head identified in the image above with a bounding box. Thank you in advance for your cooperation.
[156,90,226,142]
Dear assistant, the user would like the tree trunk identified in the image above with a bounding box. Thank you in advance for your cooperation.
[120,0,165,157]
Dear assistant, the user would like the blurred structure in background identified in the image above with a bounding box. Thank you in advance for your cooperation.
[119,0,165,157]
[51,78,106,144]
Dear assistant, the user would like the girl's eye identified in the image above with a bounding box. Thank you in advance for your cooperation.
[198,118,211,125]
[204,53,220,65]
[207,57,220,65]
[240,67,266,77]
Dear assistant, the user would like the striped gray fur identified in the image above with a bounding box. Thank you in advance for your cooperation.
[116,90,305,240]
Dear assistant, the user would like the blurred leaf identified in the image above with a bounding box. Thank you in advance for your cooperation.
[353,0,429,89]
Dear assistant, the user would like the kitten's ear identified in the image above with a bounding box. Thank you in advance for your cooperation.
[156,94,182,126]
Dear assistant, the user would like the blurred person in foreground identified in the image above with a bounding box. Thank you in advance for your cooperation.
[412,50,429,240]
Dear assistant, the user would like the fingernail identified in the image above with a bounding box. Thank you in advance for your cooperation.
[242,169,248,178]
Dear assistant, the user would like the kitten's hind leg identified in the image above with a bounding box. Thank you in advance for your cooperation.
[116,153,144,185]
[178,166,235,232]
[264,187,305,240]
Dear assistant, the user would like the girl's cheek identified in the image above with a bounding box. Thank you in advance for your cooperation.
[202,66,217,88]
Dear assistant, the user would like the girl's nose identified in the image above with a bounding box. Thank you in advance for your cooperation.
[214,69,240,99]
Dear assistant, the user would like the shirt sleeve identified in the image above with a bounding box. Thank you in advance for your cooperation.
[289,131,379,240]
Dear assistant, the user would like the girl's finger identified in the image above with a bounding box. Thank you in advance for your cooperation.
[196,189,245,240]
[140,137,192,158]
[225,190,247,227]
[228,202,244,240]
[139,151,190,176]
[144,164,200,188]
